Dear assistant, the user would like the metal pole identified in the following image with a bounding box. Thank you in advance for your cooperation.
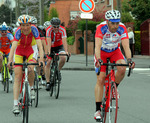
[112,0,113,10]
[86,19,88,66]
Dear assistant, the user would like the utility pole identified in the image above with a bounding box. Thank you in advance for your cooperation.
[39,0,44,25]
[15,0,20,22]
[117,0,121,13]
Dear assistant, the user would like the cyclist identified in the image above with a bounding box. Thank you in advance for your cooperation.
[8,15,44,114]
[94,10,135,121]
[45,17,68,91]
[0,22,14,81]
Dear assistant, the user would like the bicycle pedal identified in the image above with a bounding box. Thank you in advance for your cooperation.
[96,119,102,122]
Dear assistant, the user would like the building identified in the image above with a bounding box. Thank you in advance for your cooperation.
[49,0,123,27]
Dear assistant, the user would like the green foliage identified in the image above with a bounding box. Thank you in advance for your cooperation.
[121,12,134,23]
[78,20,103,33]
[44,6,49,21]
[49,7,59,21]
[134,32,141,53]
[128,0,150,22]
[66,28,73,37]
[0,5,15,25]
[67,36,75,45]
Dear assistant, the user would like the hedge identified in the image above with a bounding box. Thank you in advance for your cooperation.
[67,36,75,45]
[134,32,141,54]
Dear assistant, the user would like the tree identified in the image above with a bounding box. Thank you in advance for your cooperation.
[128,0,150,22]
[49,7,59,20]
[0,5,15,25]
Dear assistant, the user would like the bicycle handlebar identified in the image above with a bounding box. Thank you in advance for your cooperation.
[97,62,132,77]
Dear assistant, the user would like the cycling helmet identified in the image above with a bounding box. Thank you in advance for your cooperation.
[37,25,45,31]
[1,22,8,31]
[8,26,13,33]
[105,10,121,22]
[43,21,51,29]
[50,17,61,26]
[30,16,37,24]
[16,22,20,27]
[18,15,32,24]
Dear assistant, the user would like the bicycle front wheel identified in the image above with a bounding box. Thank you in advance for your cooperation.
[5,66,9,93]
[23,82,29,123]
[54,70,60,99]
[109,82,118,123]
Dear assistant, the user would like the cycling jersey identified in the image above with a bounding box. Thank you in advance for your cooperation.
[0,32,13,55]
[14,25,40,65]
[95,21,129,53]
[46,25,67,47]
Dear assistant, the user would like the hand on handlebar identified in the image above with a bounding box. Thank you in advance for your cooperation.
[95,59,103,68]
[127,58,135,69]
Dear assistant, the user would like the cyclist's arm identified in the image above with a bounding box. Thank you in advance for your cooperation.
[8,41,18,62]
[36,39,44,61]
[95,37,102,59]
[62,37,68,52]
[46,37,51,55]
[121,38,132,59]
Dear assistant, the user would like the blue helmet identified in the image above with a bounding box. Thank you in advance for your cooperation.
[1,22,8,31]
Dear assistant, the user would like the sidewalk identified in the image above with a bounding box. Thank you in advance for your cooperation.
[62,54,150,70]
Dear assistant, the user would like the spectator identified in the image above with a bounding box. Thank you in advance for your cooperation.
[127,27,135,57]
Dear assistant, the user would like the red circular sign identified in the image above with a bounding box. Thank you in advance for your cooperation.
[79,0,95,13]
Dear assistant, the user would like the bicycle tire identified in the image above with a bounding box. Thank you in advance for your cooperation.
[1,66,6,91]
[23,82,29,123]
[49,66,54,97]
[54,69,60,99]
[109,82,118,123]
[5,66,9,93]
[34,71,39,107]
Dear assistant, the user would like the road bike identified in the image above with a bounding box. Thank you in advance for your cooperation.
[97,59,132,123]
[49,52,70,99]
[1,54,11,93]
[11,62,43,123]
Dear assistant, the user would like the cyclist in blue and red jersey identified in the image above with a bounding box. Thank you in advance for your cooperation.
[8,15,44,114]
[94,10,135,121]
[45,17,68,91]
[0,22,14,81]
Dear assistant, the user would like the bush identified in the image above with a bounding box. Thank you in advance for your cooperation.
[67,36,75,45]
[134,32,141,53]
[78,20,103,33]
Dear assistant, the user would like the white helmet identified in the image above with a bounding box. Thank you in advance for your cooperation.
[43,21,51,29]
[18,14,32,24]
[105,10,121,22]
[30,16,37,24]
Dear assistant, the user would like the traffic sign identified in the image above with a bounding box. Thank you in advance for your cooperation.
[79,0,95,13]
[80,13,93,19]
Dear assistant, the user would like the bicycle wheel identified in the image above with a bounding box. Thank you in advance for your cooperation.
[33,71,39,107]
[109,82,118,123]
[1,66,6,91]
[5,66,9,93]
[54,70,60,99]
[49,67,54,97]
[23,82,29,123]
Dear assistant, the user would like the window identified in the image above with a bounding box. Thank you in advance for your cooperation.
[70,11,80,20]
[107,0,112,5]
[50,0,55,4]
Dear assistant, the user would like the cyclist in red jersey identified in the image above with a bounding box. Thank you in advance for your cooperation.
[0,22,14,81]
[8,15,44,114]
[45,17,68,91]
[94,10,135,121]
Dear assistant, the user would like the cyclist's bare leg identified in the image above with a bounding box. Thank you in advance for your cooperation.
[58,53,66,70]
[95,72,106,102]
[115,59,126,84]
[13,67,22,101]
[28,61,35,87]
[0,54,3,71]
[45,59,51,83]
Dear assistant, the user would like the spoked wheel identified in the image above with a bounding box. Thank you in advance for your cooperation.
[31,72,39,107]
[109,82,118,123]
[101,96,108,123]
[54,70,60,99]
[23,82,29,123]
[49,68,54,97]
[2,67,6,91]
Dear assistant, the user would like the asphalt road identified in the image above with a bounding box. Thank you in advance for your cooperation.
[0,69,149,123]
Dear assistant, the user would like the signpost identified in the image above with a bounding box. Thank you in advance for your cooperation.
[79,0,95,66]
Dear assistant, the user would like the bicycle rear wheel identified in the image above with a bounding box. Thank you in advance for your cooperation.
[54,70,60,99]
[5,66,9,93]
[109,82,118,123]
[23,82,29,123]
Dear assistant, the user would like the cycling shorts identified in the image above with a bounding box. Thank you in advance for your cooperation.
[47,45,65,60]
[14,45,38,67]
[0,49,10,56]
[94,48,125,72]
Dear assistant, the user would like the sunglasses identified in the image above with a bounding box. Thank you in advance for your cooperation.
[53,26,59,28]
[1,31,7,33]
